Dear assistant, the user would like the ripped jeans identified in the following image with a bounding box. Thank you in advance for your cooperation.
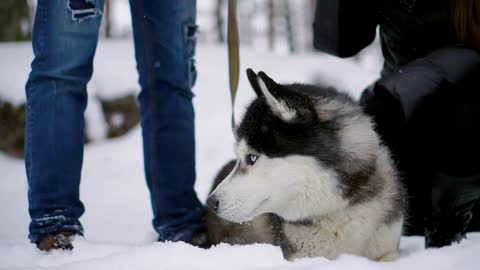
[26,0,203,243]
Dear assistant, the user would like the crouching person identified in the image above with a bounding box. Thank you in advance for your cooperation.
[313,0,480,247]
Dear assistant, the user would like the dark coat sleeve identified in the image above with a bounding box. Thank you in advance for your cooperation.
[360,47,480,156]
[376,47,480,120]
[313,0,378,57]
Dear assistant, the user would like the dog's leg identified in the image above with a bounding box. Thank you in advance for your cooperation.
[366,220,403,261]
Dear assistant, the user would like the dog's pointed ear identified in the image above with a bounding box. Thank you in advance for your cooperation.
[246,68,263,97]
[256,71,297,122]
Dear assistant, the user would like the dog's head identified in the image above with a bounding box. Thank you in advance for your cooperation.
[207,69,378,223]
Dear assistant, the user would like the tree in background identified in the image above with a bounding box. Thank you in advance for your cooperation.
[104,0,112,38]
[267,0,275,49]
[215,0,225,43]
[213,0,310,53]
[0,0,32,41]
[283,0,296,53]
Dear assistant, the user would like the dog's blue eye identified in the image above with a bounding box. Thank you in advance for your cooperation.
[246,154,258,165]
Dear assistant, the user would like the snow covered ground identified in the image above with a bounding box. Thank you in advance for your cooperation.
[1,40,479,269]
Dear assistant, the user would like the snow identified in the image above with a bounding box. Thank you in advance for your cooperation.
[1,40,479,269]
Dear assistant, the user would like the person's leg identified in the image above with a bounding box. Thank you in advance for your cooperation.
[361,68,480,245]
[128,0,205,243]
[416,75,480,247]
[26,0,103,245]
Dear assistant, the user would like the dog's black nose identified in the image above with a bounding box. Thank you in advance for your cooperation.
[206,195,219,212]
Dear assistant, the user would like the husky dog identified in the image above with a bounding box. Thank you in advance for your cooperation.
[206,69,405,261]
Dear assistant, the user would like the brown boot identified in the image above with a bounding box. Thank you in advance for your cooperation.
[36,231,74,251]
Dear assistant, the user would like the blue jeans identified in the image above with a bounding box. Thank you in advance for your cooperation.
[25,0,204,244]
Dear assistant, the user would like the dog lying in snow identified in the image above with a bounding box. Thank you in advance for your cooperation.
[206,69,404,261]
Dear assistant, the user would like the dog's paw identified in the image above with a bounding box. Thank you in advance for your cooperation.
[376,251,400,262]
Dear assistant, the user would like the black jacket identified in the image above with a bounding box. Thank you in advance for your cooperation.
[313,0,456,74]
[313,0,480,236]
[313,0,480,121]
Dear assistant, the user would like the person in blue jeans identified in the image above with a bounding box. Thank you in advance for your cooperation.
[25,0,207,250]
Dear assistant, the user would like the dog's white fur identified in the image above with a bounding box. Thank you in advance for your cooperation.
[217,142,348,223]
[212,140,402,261]
[280,146,402,260]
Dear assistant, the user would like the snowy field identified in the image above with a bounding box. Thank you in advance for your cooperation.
[1,40,480,269]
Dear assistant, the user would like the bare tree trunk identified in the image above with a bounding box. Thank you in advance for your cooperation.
[237,0,254,45]
[304,0,316,51]
[267,0,275,50]
[215,0,225,43]
[0,0,32,41]
[241,1,254,45]
[283,0,295,53]
[104,0,112,38]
